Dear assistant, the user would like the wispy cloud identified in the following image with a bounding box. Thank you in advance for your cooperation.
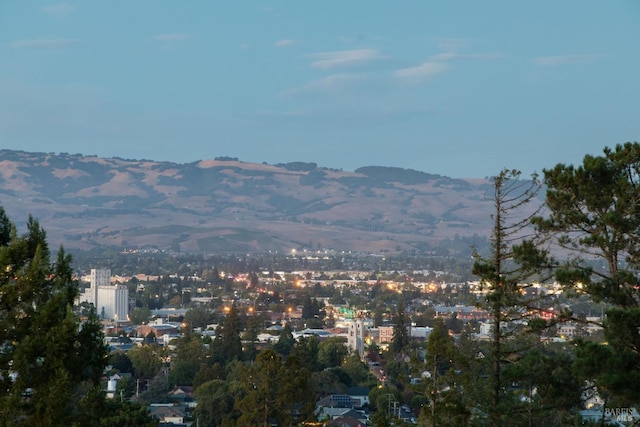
[307,49,385,70]
[432,52,502,61]
[428,37,472,51]
[274,39,300,47]
[240,43,250,49]
[395,51,501,83]
[395,62,449,81]
[151,33,190,43]
[275,39,299,48]
[9,37,78,49]
[532,54,599,66]
[282,74,365,97]
[41,3,74,19]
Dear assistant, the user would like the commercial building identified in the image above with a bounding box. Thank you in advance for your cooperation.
[78,268,129,322]
[346,319,373,357]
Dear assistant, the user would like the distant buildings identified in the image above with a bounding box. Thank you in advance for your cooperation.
[345,318,430,358]
[78,268,129,322]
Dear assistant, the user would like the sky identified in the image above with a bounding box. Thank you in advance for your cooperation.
[1,2,639,178]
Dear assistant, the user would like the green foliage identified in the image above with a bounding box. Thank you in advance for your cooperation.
[234,349,315,426]
[301,293,323,319]
[311,369,348,396]
[97,400,157,427]
[279,355,317,425]
[193,363,224,389]
[236,349,281,425]
[0,208,154,425]
[128,306,151,325]
[168,334,209,386]
[109,350,134,374]
[218,302,243,363]
[242,312,264,344]
[498,343,579,425]
[0,207,10,246]
[0,213,105,425]
[289,336,321,372]
[184,305,216,329]
[195,379,236,427]
[129,344,162,380]
[115,376,136,400]
[137,374,170,406]
[318,337,348,368]
[373,303,385,327]
[420,318,471,426]
[273,323,295,356]
[536,142,640,405]
[368,385,399,412]
[385,359,410,386]
[426,319,455,378]
[390,298,410,354]
[371,408,392,427]
[472,169,553,422]
[340,353,371,386]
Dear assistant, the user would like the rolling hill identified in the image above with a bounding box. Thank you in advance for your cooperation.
[0,150,536,255]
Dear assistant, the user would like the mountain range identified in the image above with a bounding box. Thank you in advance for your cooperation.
[0,150,537,255]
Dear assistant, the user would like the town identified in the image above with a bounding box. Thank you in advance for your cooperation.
[74,246,610,426]
[5,145,640,426]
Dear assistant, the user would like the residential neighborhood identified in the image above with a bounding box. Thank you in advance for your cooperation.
[80,258,614,426]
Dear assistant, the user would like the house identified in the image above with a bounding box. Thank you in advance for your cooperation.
[327,415,366,427]
[556,322,577,338]
[316,389,372,423]
[316,394,356,409]
[149,404,187,425]
[317,407,369,424]
[168,386,196,408]
[318,407,354,421]
[346,387,370,408]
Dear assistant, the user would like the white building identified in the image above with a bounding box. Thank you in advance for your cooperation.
[347,319,373,357]
[78,268,129,322]
[410,326,433,339]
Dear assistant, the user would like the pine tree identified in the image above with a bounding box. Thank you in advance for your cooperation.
[236,349,282,427]
[373,303,385,327]
[423,318,465,426]
[390,297,410,354]
[274,323,295,356]
[472,169,555,423]
[194,379,235,426]
[278,355,316,426]
[535,142,640,406]
[220,302,243,363]
[0,210,106,425]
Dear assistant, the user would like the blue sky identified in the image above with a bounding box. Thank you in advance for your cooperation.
[1,1,638,178]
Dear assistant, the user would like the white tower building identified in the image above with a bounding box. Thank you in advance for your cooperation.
[347,319,372,358]
[78,268,129,322]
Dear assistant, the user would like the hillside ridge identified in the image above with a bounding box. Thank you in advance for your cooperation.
[0,149,523,255]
